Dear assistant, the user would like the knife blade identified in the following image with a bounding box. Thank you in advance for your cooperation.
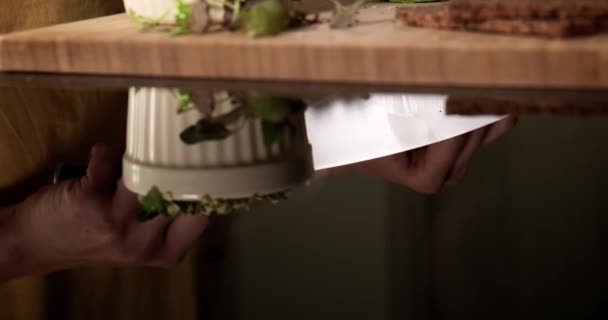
[54,93,503,183]
[305,94,505,170]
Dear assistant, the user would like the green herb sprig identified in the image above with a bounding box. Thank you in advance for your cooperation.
[171,0,193,34]
[129,0,245,35]
[137,186,290,222]
[328,0,369,29]
[177,90,304,147]
[128,9,168,31]
[129,0,370,38]
[176,90,196,113]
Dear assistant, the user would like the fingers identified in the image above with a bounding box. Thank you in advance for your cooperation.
[443,117,517,184]
[483,116,518,145]
[362,115,518,194]
[148,214,209,268]
[346,135,468,194]
[83,144,121,193]
[412,116,515,190]
[54,143,207,270]
[111,181,207,268]
[403,135,468,193]
[119,214,207,268]
[111,179,140,225]
[445,127,488,185]
[119,215,173,264]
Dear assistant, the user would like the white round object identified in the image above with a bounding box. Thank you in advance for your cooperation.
[123,87,314,200]
[123,0,199,24]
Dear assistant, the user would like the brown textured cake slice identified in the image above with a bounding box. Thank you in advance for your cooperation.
[449,0,608,21]
[446,96,608,117]
[395,2,603,38]
[472,18,597,38]
[395,3,456,29]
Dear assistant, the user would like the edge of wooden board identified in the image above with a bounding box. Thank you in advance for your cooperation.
[3,72,608,101]
[0,5,607,89]
[0,34,5,71]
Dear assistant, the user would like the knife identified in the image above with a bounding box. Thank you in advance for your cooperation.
[306,93,504,170]
[54,93,503,183]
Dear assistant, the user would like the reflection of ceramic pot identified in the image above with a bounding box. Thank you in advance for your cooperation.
[123,0,197,24]
[123,87,314,201]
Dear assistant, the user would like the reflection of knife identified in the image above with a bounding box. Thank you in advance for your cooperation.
[54,94,504,183]
[306,94,505,171]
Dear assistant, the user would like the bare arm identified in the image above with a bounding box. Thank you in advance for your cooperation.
[0,145,208,283]
[0,205,27,282]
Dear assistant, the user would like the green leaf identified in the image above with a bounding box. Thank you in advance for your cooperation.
[262,120,287,146]
[243,95,292,123]
[177,90,195,113]
[137,186,166,222]
[171,0,193,35]
[180,120,232,145]
[239,0,291,37]
[139,186,166,212]
[137,208,161,222]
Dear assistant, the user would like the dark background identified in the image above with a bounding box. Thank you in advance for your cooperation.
[1,116,606,319]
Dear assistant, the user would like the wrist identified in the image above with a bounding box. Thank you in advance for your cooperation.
[0,203,61,281]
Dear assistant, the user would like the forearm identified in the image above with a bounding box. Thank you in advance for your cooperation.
[0,205,26,282]
[0,201,68,283]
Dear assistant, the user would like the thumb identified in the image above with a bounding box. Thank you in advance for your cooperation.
[82,144,121,193]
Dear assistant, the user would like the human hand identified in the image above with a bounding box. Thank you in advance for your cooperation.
[324,117,517,194]
[8,144,208,277]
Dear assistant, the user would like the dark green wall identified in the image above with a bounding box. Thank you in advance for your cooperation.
[219,117,608,319]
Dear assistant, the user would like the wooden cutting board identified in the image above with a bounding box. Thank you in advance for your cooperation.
[1,4,607,89]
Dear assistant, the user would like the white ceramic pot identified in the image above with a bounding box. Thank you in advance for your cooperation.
[123,87,314,201]
[123,0,199,24]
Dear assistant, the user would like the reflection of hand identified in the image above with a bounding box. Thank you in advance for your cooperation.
[326,117,517,194]
[3,145,207,280]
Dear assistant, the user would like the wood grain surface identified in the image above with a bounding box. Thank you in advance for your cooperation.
[1,4,608,89]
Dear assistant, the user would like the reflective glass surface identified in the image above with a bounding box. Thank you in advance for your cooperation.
[0,72,607,319]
